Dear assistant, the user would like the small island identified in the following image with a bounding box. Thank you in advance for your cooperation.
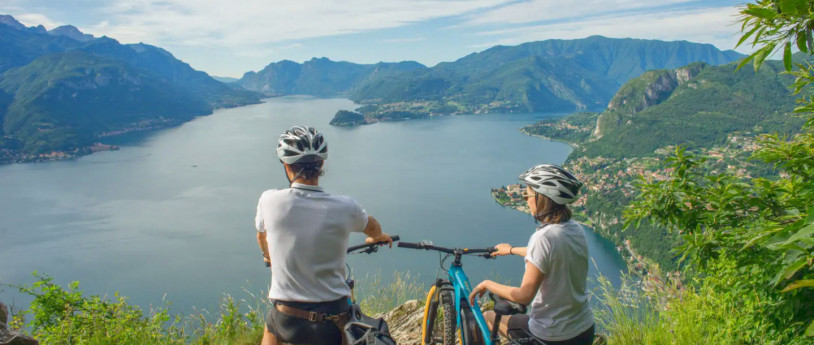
[329,110,369,127]
[329,108,431,127]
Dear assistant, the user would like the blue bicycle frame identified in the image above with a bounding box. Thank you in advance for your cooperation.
[449,264,494,345]
[398,241,498,345]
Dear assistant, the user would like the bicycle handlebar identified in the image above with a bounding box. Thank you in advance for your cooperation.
[264,235,400,267]
[397,241,496,256]
[346,235,400,253]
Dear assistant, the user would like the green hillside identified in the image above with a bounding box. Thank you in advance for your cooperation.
[579,61,799,158]
[520,59,804,269]
[350,36,744,116]
[0,51,209,153]
[0,15,261,160]
[238,57,426,96]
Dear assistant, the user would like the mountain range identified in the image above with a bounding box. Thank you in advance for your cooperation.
[238,36,744,121]
[237,57,425,96]
[0,15,261,157]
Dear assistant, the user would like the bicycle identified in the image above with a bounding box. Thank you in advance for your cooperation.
[396,240,533,345]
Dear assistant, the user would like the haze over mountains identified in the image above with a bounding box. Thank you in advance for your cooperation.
[0,15,260,157]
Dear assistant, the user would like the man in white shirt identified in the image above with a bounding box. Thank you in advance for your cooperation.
[255,126,392,345]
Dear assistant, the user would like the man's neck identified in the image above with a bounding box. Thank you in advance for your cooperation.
[291,178,319,186]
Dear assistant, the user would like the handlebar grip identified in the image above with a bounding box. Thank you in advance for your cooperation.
[397,242,423,249]
[347,234,400,253]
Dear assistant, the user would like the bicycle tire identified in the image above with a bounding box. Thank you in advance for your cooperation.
[439,290,456,345]
[460,306,485,345]
[422,285,456,345]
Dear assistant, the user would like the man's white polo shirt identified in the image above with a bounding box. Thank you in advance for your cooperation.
[255,183,368,302]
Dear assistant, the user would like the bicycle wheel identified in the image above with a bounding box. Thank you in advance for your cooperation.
[459,306,485,345]
[422,285,456,345]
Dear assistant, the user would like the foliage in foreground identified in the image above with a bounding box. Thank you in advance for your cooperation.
[614,1,814,342]
[594,264,801,345]
[5,271,425,345]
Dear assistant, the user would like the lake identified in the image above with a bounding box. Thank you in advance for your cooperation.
[0,97,626,315]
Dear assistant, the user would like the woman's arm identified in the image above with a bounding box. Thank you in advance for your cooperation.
[468,261,543,306]
[492,243,527,257]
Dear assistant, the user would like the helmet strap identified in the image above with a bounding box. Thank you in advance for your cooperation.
[290,169,306,185]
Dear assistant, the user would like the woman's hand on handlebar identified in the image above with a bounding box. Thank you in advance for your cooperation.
[365,233,394,248]
[492,243,512,256]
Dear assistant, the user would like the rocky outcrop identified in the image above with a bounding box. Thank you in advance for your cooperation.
[0,302,38,345]
[380,300,423,345]
[594,62,707,138]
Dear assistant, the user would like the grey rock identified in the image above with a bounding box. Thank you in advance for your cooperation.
[0,302,39,345]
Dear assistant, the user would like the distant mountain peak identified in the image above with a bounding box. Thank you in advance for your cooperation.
[48,25,95,42]
[0,14,26,30]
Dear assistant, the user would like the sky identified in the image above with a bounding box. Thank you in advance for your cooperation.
[2,0,750,78]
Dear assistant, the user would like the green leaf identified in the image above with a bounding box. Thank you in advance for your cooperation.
[754,43,776,70]
[737,25,761,48]
[779,0,801,15]
[780,257,807,281]
[737,54,757,71]
[784,42,793,71]
[797,28,809,52]
[781,279,814,292]
[744,7,778,20]
[807,320,814,337]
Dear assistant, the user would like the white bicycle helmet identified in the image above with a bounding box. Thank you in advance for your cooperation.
[518,164,583,205]
[276,126,328,164]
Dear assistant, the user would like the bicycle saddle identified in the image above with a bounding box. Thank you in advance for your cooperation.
[489,292,528,315]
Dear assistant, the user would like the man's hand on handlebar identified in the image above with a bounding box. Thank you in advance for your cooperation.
[365,233,394,248]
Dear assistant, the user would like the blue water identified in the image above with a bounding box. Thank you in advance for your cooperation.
[0,97,626,314]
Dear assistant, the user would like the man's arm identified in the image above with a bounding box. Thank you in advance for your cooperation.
[257,231,270,265]
[362,216,393,247]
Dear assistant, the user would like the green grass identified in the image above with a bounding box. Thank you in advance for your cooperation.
[4,271,426,345]
[593,271,806,345]
[355,271,427,316]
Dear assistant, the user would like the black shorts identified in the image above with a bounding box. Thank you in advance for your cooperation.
[266,297,350,345]
[506,314,594,345]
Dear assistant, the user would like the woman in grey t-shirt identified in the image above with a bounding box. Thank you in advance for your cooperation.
[469,164,594,345]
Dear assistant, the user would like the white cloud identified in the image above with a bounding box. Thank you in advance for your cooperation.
[467,0,695,25]
[381,37,426,43]
[471,6,746,53]
[83,0,511,48]
[14,12,61,29]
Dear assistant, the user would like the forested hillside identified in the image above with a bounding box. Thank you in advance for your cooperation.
[521,58,804,270]
[348,36,744,118]
[237,57,426,96]
[0,15,261,160]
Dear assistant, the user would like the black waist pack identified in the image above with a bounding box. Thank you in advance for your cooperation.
[343,304,397,345]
